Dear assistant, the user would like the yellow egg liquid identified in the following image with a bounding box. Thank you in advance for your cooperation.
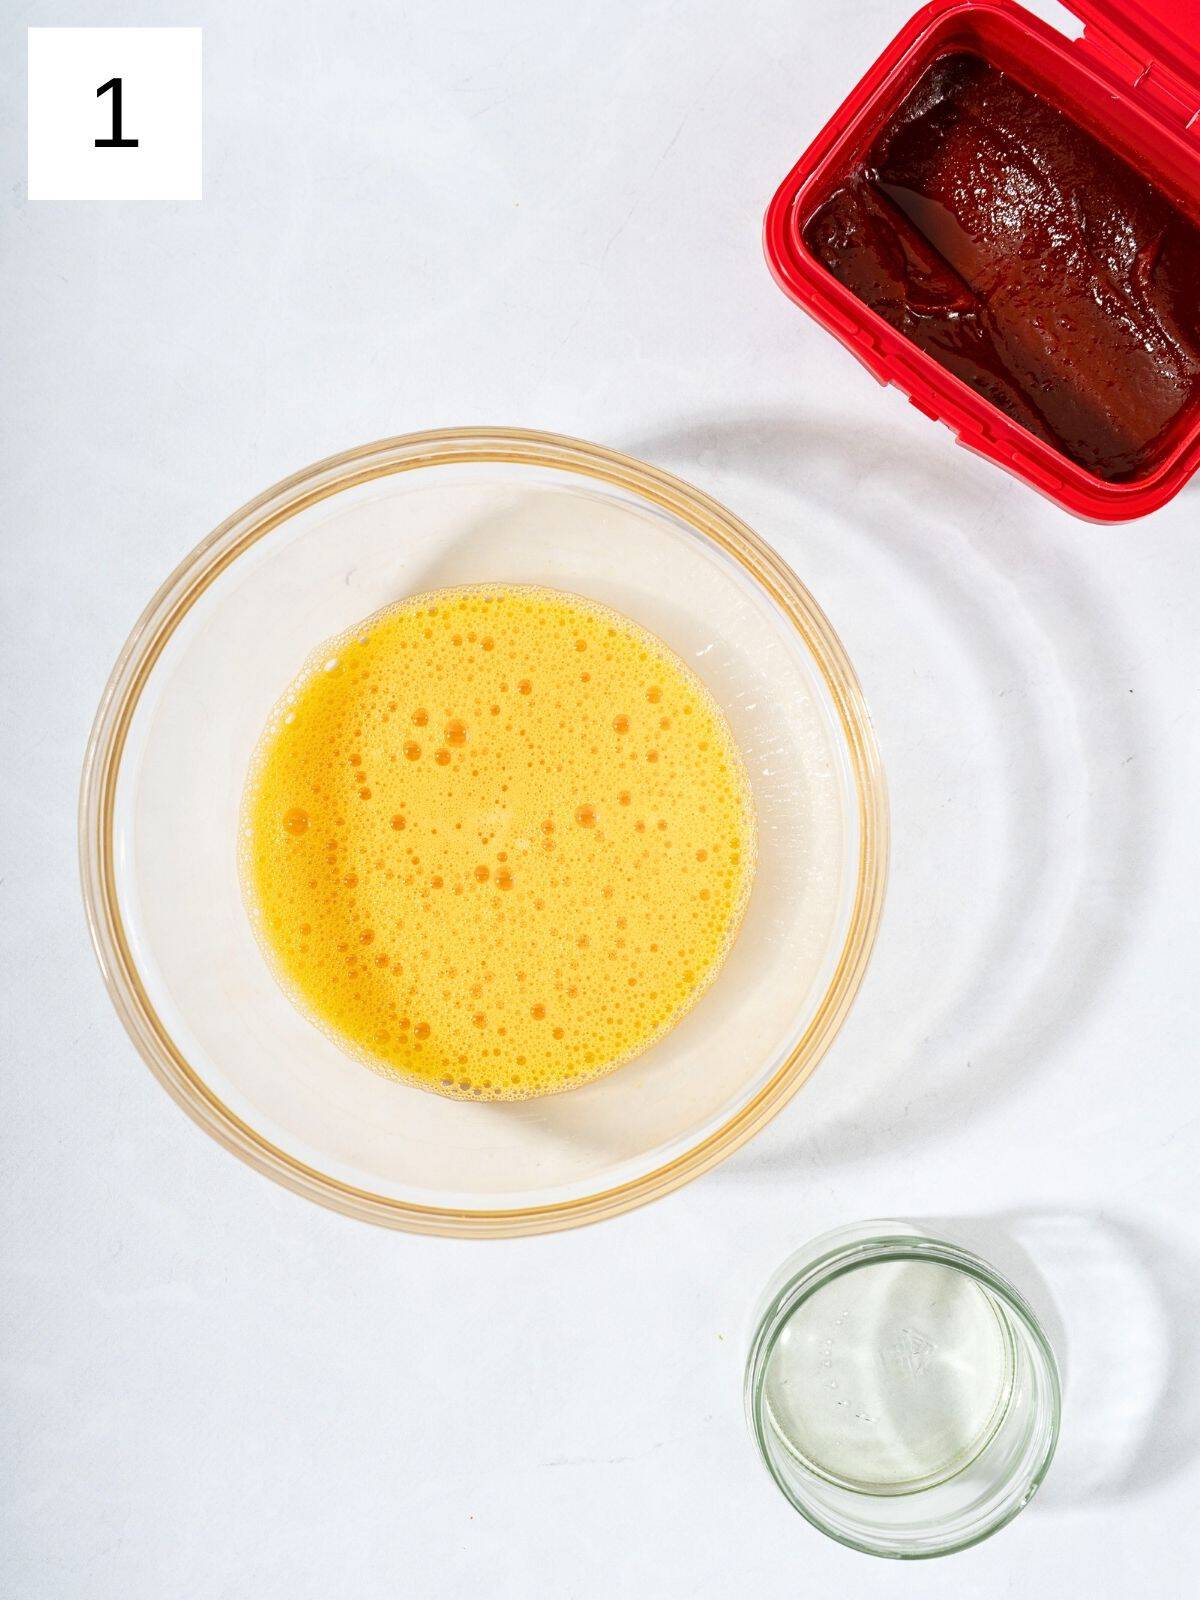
[241,586,755,1100]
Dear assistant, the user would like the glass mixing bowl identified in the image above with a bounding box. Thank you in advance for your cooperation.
[80,429,887,1236]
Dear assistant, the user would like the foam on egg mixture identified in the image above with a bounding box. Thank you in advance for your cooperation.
[242,585,756,1100]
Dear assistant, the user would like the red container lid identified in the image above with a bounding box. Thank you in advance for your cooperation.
[1064,1,1200,103]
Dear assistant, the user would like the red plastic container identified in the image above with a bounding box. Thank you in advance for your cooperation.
[765,0,1200,520]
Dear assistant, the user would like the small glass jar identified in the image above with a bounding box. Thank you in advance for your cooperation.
[745,1222,1060,1558]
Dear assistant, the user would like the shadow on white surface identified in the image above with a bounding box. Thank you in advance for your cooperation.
[626,410,1156,1170]
[917,1209,1200,1505]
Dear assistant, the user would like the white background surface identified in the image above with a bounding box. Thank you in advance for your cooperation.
[2,1,1198,1594]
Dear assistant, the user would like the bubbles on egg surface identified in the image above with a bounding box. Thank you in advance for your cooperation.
[239,584,756,1101]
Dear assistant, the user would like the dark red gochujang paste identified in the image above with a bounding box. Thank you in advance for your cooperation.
[803,54,1200,481]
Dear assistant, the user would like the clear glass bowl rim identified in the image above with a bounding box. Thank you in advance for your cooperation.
[744,1227,1062,1558]
[79,426,889,1237]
